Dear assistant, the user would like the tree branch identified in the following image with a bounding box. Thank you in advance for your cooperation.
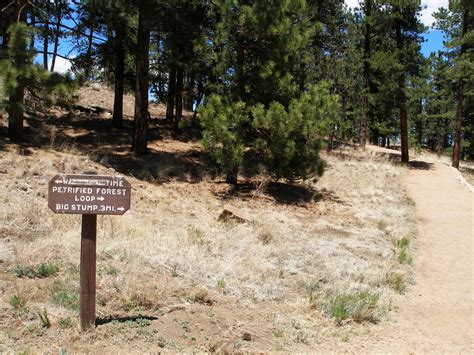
[36,50,75,62]
[34,21,107,42]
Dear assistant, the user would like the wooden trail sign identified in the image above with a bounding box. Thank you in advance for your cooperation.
[48,173,131,330]
[48,174,131,215]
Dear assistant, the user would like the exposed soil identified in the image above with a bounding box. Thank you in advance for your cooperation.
[333,148,474,352]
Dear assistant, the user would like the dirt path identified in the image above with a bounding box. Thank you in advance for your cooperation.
[342,157,473,352]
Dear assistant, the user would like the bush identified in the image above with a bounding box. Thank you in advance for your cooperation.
[386,271,408,293]
[200,95,247,184]
[200,82,339,183]
[50,281,79,311]
[10,294,26,310]
[252,82,337,179]
[13,263,60,278]
[326,290,379,325]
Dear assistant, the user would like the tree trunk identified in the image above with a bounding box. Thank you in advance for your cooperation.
[396,18,409,163]
[103,28,113,85]
[372,129,379,146]
[360,0,371,150]
[226,165,238,185]
[112,27,125,129]
[174,66,183,132]
[192,79,204,125]
[84,25,94,79]
[8,85,25,141]
[50,1,61,72]
[326,132,334,153]
[452,0,469,169]
[166,63,176,122]
[132,0,150,156]
[7,0,27,141]
[29,12,35,49]
[416,98,423,145]
[185,72,195,111]
[43,2,49,71]
[436,118,442,158]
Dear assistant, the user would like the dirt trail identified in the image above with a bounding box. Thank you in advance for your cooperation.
[342,155,474,352]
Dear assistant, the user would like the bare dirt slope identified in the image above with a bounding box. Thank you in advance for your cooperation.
[338,153,474,352]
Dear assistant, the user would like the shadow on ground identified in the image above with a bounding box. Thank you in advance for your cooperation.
[96,314,159,326]
[408,161,433,170]
[216,181,341,206]
[0,107,341,206]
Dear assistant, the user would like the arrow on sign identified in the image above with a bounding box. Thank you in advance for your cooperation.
[97,196,105,201]
[117,207,125,211]
[55,179,63,184]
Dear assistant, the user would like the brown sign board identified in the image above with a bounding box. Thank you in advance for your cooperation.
[48,174,131,215]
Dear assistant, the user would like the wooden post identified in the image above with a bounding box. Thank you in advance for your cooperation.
[48,173,131,331]
[80,214,97,330]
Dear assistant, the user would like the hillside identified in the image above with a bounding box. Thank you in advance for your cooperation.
[0,85,421,352]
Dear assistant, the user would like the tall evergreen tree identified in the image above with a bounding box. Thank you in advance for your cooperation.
[132,0,150,156]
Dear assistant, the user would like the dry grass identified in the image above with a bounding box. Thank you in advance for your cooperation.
[0,86,417,352]
[0,145,416,352]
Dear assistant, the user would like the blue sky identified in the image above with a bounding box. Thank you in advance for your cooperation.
[421,29,445,56]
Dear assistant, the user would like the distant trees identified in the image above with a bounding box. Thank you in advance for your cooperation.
[1,0,472,177]
[433,0,473,166]
[0,1,75,141]
[3,0,28,141]
[450,0,472,169]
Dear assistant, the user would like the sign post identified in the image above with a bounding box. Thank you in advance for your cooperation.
[48,174,131,330]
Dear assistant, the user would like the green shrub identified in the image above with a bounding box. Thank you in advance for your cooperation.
[10,294,26,310]
[251,82,337,180]
[395,237,412,264]
[37,308,51,328]
[200,95,247,184]
[36,263,60,278]
[50,281,79,311]
[99,265,119,276]
[13,263,60,278]
[398,248,412,264]
[58,317,73,329]
[395,237,410,249]
[200,82,339,184]
[386,271,407,293]
[327,291,379,325]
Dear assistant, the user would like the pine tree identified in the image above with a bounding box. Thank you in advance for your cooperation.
[434,2,474,163]
[360,0,372,149]
[200,0,342,184]
[451,0,471,168]
[3,0,28,141]
[132,0,150,156]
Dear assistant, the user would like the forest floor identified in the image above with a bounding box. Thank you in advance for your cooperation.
[0,85,472,352]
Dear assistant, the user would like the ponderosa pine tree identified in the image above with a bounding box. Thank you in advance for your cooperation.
[200,0,340,184]
[451,0,471,168]
[434,1,473,164]
[366,0,424,160]
[360,0,372,149]
[424,52,455,155]
[3,0,27,141]
[132,0,150,156]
